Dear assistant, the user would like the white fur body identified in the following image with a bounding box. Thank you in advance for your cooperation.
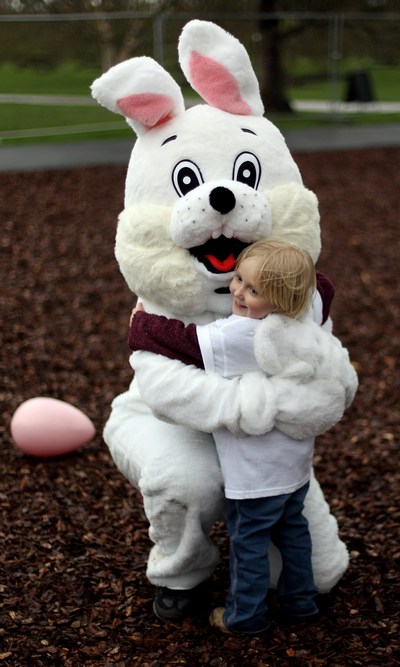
[92,20,357,591]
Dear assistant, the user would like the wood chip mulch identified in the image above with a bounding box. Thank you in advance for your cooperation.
[1,146,399,666]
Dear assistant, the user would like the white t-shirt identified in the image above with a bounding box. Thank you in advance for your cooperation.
[196,314,314,499]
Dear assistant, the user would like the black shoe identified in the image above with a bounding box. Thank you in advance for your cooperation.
[153,586,196,621]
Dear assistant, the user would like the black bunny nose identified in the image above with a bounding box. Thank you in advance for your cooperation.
[209,186,236,214]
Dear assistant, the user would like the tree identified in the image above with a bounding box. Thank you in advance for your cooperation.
[258,0,292,112]
[48,0,155,71]
[257,0,400,113]
[258,0,324,113]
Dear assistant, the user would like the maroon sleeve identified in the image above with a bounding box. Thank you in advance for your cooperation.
[128,311,205,369]
[316,270,335,324]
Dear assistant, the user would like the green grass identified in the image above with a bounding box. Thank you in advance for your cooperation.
[1,103,116,131]
[0,61,98,95]
[288,66,400,103]
[0,62,398,146]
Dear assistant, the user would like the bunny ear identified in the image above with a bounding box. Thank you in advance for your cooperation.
[178,20,264,117]
[91,56,185,135]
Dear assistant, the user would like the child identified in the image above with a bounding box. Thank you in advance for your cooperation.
[129,239,324,635]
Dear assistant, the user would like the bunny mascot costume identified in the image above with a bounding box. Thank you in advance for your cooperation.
[91,20,357,621]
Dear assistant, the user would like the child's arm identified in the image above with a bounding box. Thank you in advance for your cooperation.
[129,301,144,325]
[129,310,205,369]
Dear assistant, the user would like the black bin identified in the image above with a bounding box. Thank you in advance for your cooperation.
[345,70,375,102]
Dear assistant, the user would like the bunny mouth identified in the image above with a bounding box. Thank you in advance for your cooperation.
[189,236,249,275]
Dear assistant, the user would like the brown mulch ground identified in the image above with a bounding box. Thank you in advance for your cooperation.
[1,146,399,667]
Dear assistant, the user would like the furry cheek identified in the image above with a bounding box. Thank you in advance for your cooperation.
[114,204,216,314]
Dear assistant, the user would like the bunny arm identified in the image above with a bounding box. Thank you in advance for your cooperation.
[131,351,276,436]
[253,313,358,409]
[233,312,358,439]
[131,308,358,440]
[131,338,356,441]
[248,314,358,438]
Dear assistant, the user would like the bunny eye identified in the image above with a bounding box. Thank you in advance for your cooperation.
[172,160,204,197]
[233,152,261,190]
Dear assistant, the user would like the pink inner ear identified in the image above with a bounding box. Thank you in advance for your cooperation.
[117,93,174,128]
[189,51,252,116]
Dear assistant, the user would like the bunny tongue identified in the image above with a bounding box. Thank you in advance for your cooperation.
[205,254,236,272]
[189,236,248,274]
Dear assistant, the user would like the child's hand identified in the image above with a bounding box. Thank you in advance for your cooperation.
[130,301,145,325]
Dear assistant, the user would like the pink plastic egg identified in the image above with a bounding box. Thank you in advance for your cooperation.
[10,397,96,458]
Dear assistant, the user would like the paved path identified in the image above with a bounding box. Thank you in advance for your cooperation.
[1,123,400,173]
[2,94,399,113]
[1,94,399,172]
[0,93,95,106]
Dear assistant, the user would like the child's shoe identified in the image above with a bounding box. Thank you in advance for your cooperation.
[209,607,270,635]
[209,607,231,634]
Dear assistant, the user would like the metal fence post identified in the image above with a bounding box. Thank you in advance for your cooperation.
[153,12,165,66]
[328,13,344,114]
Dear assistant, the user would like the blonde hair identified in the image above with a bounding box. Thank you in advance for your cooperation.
[236,239,316,319]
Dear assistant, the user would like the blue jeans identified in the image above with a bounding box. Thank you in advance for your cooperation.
[223,482,319,634]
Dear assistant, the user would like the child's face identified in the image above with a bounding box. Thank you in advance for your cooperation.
[229,257,275,319]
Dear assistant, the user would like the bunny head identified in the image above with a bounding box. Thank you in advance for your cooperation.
[91,20,321,318]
